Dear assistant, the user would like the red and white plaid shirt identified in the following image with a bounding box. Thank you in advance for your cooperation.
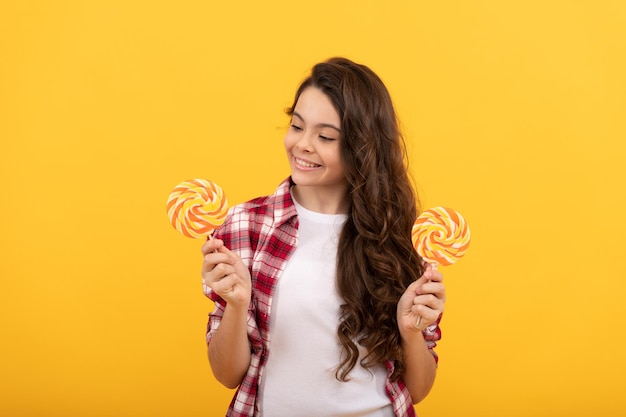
[206,178,441,417]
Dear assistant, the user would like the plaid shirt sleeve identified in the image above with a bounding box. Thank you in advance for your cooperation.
[204,203,265,417]
[385,315,442,417]
[205,179,298,417]
[205,201,256,340]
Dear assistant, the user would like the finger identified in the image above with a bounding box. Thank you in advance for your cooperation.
[212,243,244,266]
[212,262,236,279]
[413,294,443,317]
[413,306,435,330]
[418,287,445,307]
[208,273,241,296]
[203,260,237,284]
[202,252,234,275]
[419,281,446,299]
[405,279,421,295]
[413,266,435,289]
[212,245,251,281]
[414,306,439,328]
[200,238,224,255]
[423,265,443,282]
[413,293,439,309]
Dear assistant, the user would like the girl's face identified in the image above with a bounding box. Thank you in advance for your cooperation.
[284,87,346,196]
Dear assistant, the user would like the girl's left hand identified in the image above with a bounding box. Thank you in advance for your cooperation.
[397,265,446,333]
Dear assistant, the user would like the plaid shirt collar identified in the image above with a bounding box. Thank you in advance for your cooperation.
[266,177,297,229]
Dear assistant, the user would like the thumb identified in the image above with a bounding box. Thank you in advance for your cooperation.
[405,279,421,297]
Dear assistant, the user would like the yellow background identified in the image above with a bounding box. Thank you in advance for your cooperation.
[1,1,625,416]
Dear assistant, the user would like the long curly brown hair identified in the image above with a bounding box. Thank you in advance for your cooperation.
[286,57,425,382]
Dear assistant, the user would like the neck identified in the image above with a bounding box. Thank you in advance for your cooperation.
[291,185,350,215]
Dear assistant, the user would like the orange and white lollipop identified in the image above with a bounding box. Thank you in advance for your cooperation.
[412,206,470,267]
[412,207,470,328]
[166,179,229,239]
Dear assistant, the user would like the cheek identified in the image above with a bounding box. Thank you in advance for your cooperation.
[283,132,294,151]
[330,148,344,169]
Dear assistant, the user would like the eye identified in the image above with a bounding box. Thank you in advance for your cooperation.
[290,123,303,132]
[319,135,336,142]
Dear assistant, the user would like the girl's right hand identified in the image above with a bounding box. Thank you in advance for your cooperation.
[201,238,252,308]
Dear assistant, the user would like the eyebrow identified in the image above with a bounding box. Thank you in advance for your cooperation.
[292,112,341,133]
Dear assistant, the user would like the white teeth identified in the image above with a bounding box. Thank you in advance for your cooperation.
[295,158,320,168]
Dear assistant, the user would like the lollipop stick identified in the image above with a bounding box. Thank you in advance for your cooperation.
[416,263,438,329]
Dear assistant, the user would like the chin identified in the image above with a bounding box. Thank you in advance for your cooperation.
[290,174,311,186]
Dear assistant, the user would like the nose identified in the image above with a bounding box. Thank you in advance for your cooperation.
[294,130,314,153]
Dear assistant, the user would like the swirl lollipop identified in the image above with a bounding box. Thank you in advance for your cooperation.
[412,206,470,267]
[166,179,229,239]
[412,206,470,327]
[167,179,229,294]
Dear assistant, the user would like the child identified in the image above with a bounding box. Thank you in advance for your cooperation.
[201,57,445,417]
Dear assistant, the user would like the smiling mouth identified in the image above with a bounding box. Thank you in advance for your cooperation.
[295,157,321,168]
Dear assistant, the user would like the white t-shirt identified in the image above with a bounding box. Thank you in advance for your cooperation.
[258,196,394,417]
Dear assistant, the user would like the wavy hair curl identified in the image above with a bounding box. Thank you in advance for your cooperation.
[286,57,424,381]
